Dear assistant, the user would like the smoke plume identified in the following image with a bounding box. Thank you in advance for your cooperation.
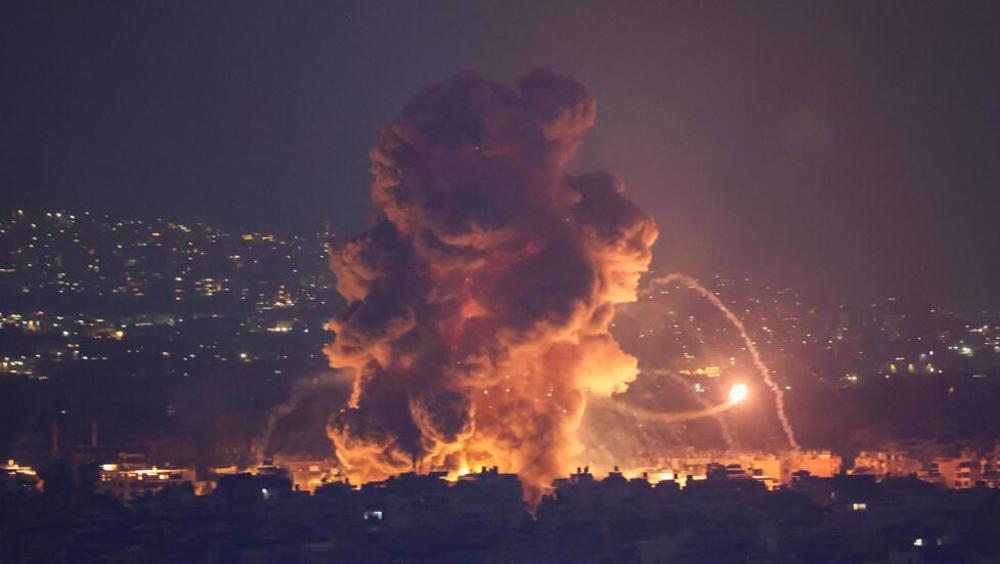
[325,70,657,500]
[254,371,352,461]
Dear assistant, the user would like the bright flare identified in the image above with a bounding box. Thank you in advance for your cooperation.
[729,383,749,404]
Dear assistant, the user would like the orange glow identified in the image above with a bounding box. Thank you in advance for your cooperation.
[460,298,487,319]
[446,462,472,482]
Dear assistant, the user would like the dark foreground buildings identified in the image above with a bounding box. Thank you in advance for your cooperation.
[3,462,1000,563]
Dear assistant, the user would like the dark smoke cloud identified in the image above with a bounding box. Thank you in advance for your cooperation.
[325,69,657,500]
[254,371,352,461]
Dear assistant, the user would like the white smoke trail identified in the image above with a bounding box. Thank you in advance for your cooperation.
[646,273,800,450]
[612,391,743,423]
[645,369,736,450]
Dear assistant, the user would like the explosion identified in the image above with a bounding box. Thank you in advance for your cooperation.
[324,69,658,500]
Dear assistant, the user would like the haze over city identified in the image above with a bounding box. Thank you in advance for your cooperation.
[4,1,999,311]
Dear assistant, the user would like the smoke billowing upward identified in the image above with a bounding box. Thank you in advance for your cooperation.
[325,70,657,500]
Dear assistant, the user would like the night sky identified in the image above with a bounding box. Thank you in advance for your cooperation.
[2,1,999,311]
